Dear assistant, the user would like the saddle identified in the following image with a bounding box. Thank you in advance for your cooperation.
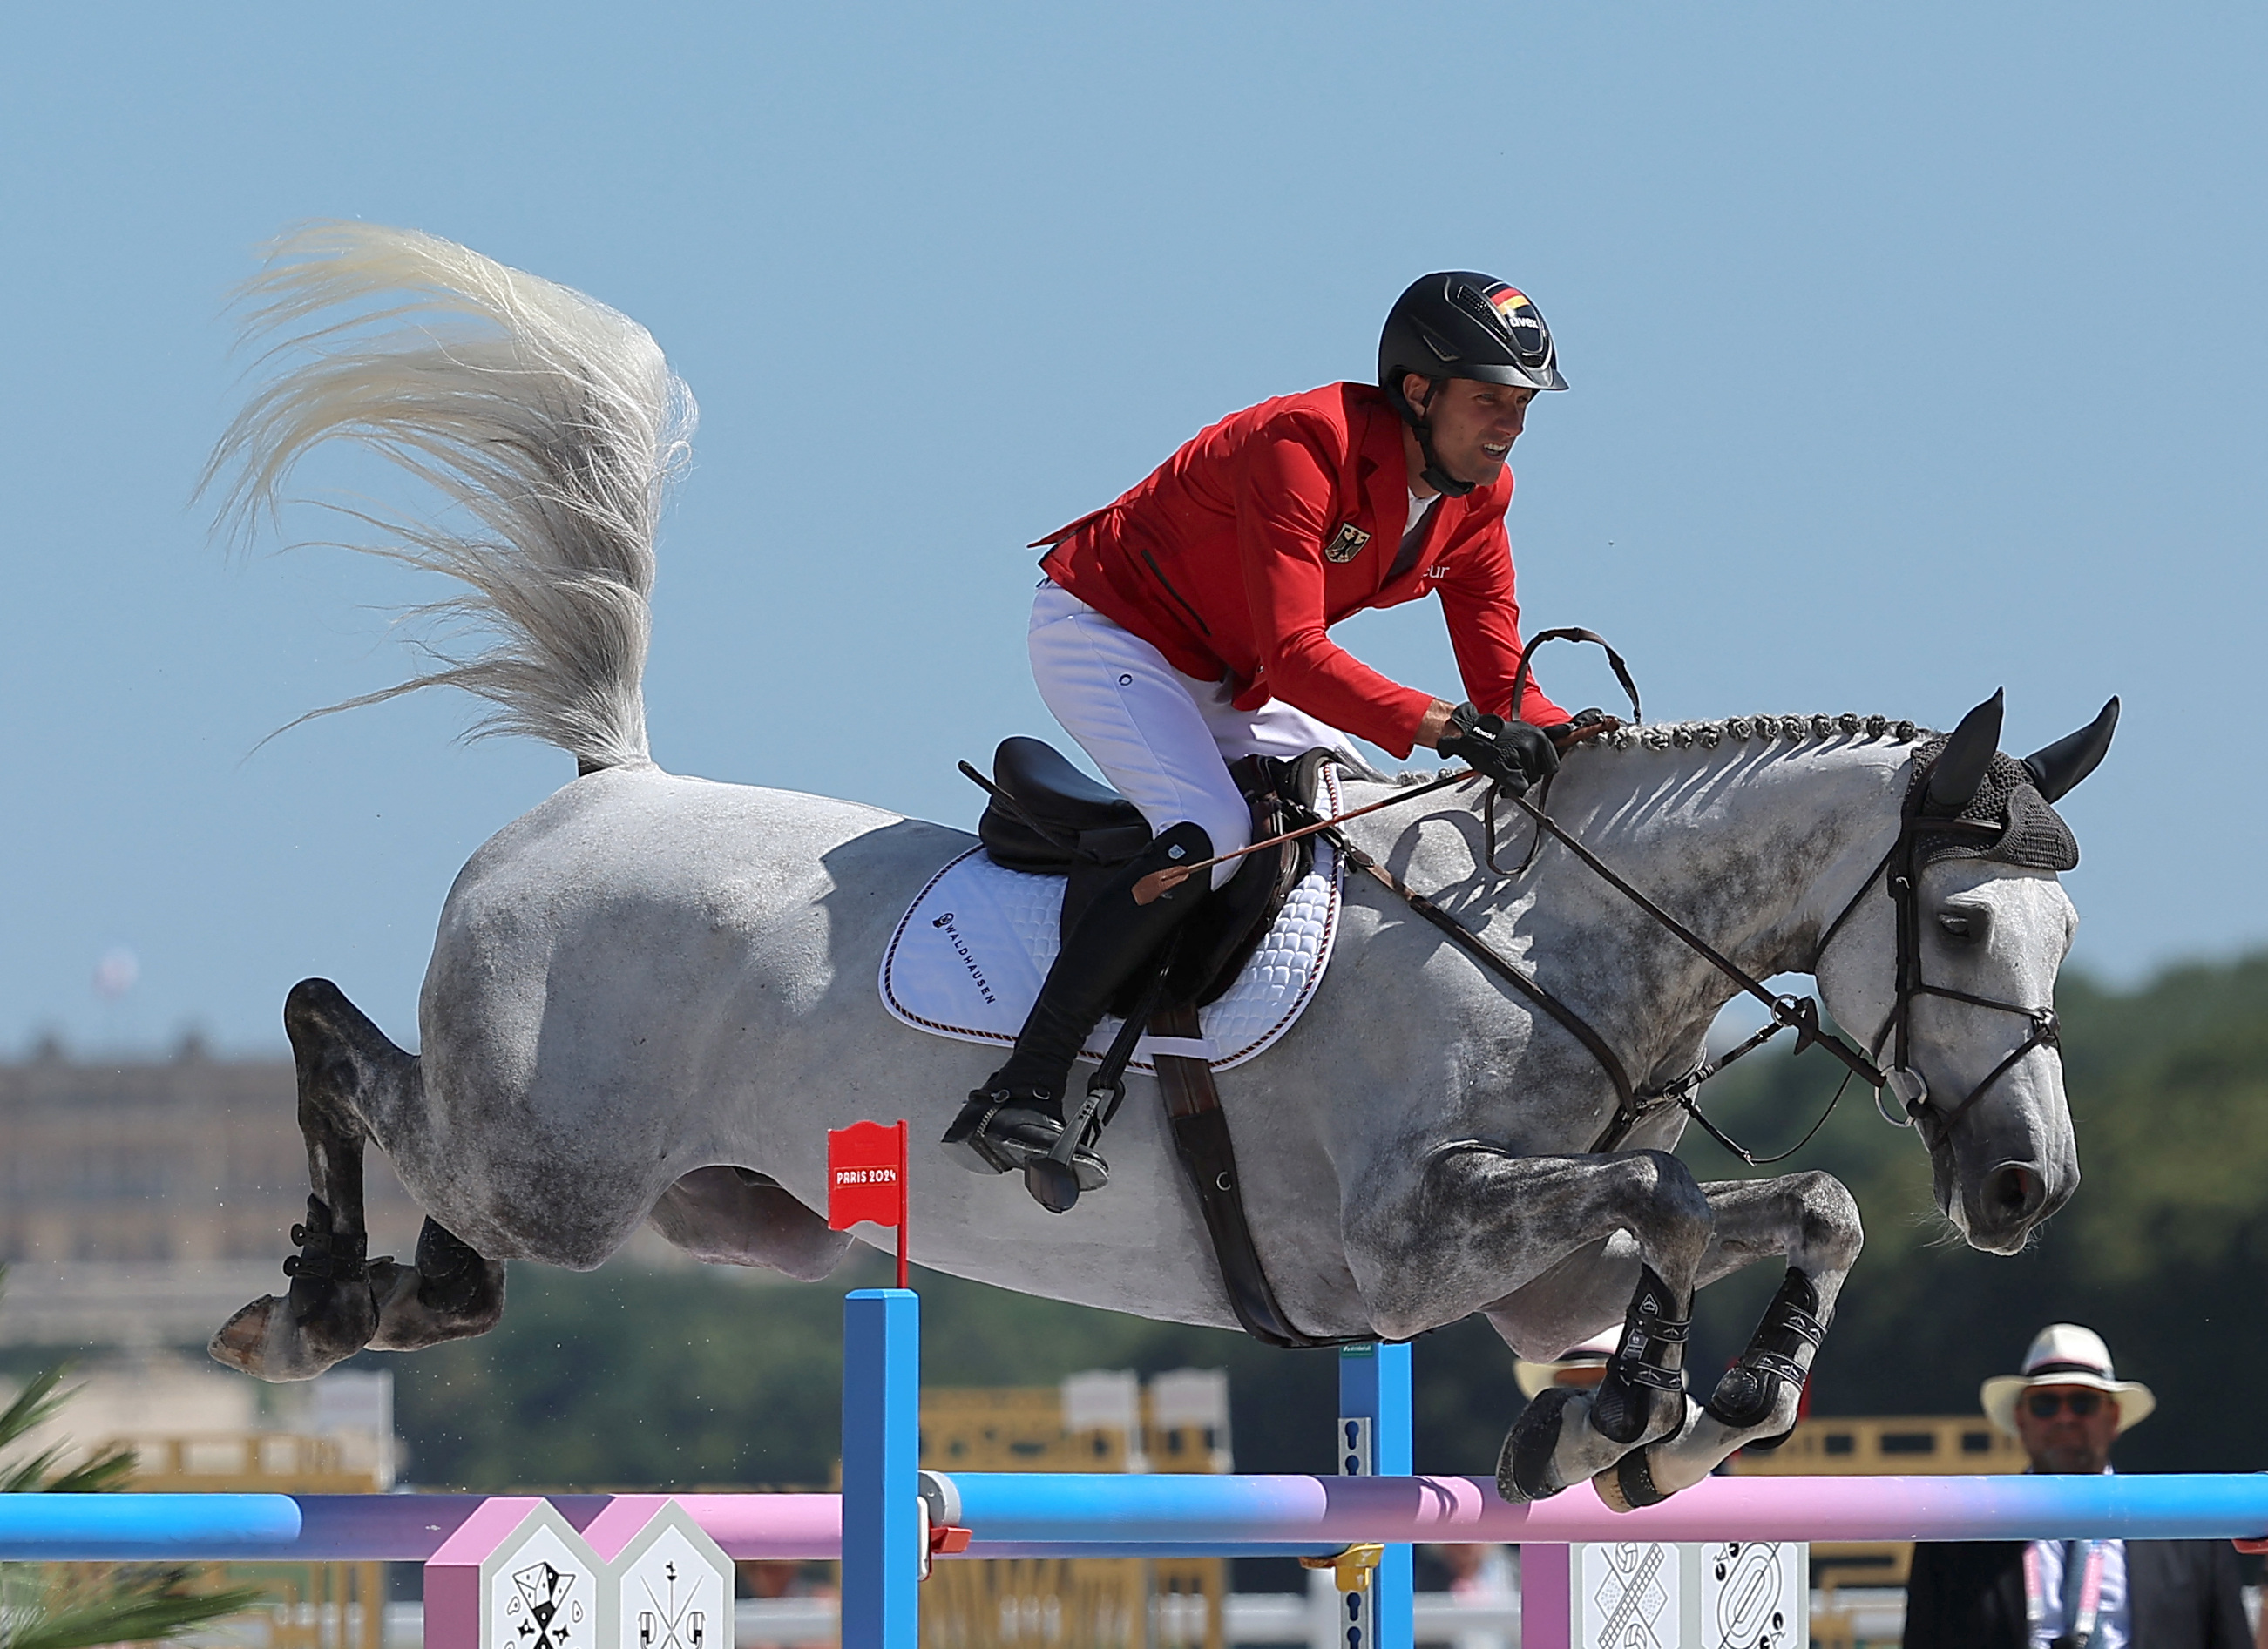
[976,736,1330,1012]
[972,738,1361,1350]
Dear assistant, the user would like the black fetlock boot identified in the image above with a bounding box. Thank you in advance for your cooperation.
[943,821,1214,1195]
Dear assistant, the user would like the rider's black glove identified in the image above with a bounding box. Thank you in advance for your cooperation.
[1438,702,1560,798]
[1541,706,1615,750]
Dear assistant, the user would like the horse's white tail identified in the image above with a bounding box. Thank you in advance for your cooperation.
[203,222,695,772]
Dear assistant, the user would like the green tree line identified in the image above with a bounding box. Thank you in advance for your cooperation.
[386,950,2268,1489]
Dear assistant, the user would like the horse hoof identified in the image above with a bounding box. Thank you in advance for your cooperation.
[1496,1388,1582,1503]
[1594,1448,1674,1513]
[1025,1159,1080,1214]
[208,1295,285,1375]
[206,1289,373,1382]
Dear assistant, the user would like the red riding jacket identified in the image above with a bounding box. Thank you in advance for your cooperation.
[1036,382,1567,759]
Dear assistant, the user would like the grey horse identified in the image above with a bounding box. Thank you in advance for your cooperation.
[203,224,2115,1507]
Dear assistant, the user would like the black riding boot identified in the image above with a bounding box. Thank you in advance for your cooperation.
[942,821,1214,1193]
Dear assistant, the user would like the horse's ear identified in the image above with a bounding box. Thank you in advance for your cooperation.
[1924,689,2005,814]
[2022,697,2119,802]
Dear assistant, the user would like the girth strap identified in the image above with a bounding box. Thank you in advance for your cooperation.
[1152,1002,1373,1350]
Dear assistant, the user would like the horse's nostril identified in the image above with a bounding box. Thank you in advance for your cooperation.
[1987,1164,2043,1222]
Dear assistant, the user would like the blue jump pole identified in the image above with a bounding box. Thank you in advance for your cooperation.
[842,1287,921,1648]
[0,1493,301,1559]
[1336,1342,1414,1648]
[928,1470,2268,1551]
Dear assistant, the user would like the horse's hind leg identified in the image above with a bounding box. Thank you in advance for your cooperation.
[210,979,507,1376]
[1598,1170,1864,1510]
[365,1214,506,1351]
[646,1166,855,1281]
[210,978,403,1379]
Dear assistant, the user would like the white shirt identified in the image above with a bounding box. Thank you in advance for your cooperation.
[1407,490,1440,535]
[2029,1533,2129,1649]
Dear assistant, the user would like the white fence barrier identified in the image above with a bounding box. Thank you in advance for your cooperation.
[384,1585,1521,1649]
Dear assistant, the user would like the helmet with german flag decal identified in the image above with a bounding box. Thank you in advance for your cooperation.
[1378,271,1568,408]
[1378,271,1566,497]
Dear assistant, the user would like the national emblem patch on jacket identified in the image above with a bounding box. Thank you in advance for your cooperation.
[1324,522,1371,563]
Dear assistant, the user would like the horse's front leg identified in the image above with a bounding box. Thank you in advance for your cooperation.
[1353,1145,1715,1505]
[1600,1169,1864,1510]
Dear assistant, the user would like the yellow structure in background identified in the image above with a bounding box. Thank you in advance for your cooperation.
[116,1431,388,1649]
[1731,1413,2028,1649]
[918,1372,1229,1649]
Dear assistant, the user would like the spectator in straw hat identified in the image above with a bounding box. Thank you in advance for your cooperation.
[1903,1324,2245,1649]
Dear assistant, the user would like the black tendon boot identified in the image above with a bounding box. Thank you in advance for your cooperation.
[1588,1266,1691,1446]
[943,821,1214,1196]
[1703,1267,1823,1446]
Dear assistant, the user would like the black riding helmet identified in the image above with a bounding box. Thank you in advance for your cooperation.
[1379,271,1567,497]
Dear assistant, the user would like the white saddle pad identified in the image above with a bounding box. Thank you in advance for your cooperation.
[880,768,1345,1071]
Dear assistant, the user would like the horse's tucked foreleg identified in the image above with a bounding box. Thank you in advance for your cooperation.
[1705,1266,1824,1443]
[210,979,410,1380]
[1600,1170,1863,1510]
[1363,1144,1711,1505]
[1500,1249,1701,1504]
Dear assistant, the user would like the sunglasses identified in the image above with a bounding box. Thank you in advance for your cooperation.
[2026,1389,2104,1419]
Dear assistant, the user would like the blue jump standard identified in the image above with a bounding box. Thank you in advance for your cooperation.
[1339,1340,1414,1649]
[843,1287,921,1649]
[833,1286,1416,1649]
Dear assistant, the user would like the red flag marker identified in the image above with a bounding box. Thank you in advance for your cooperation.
[827,1118,911,1287]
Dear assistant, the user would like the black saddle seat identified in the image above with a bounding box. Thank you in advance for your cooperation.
[971,736,1335,1010]
[996,736,1146,829]
[980,736,1153,873]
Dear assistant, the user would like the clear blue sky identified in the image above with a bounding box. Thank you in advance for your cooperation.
[3,3,2261,1054]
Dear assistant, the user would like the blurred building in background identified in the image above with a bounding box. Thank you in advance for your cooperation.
[0,1041,424,1348]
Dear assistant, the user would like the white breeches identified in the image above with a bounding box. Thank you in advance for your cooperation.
[1027,581,1357,889]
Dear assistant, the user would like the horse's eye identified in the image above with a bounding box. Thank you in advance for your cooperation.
[1939,913,1978,940]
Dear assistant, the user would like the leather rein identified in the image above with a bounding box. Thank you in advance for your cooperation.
[1308,635,2058,1162]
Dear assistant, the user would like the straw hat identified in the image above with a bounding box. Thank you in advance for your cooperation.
[1980,1323,2156,1438]
[1514,1331,1619,1399]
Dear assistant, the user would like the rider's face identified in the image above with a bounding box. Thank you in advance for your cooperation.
[1404,376,1535,490]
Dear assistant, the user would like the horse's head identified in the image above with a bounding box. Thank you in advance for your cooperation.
[1816,691,2118,1254]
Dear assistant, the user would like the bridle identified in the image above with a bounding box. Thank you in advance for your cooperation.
[1810,801,2062,1148]
[1309,671,2062,1164]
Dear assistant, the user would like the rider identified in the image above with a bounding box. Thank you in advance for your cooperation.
[943,271,1585,1192]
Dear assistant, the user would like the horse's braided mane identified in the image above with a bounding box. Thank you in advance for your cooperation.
[1376,713,1940,785]
[1587,712,1938,754]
